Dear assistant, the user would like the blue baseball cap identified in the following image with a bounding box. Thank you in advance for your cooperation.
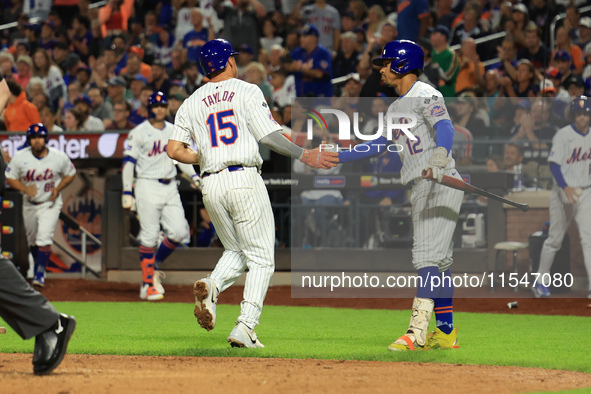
[132,74,148,84]
[74,95,92,106]
[239,43,253,55]
[429,25,450,40]
[300,24,320,37]
[554,50,571,62]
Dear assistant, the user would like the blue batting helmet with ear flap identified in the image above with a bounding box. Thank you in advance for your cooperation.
[200,39,240,76]
[372,40,424,74]
[570,95,591,116]
[26,123,49,143]
[148,91,168,118]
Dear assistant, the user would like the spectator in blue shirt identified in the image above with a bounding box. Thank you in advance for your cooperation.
[284,24,333,97]
[396,0,430,41]
[183,9,215,64]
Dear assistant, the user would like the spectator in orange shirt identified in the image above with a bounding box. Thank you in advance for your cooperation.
[552,26,585,74]
[119,46,151,80]
[4,79,41,131]
[456,37,484,95]
[99,0,134,38]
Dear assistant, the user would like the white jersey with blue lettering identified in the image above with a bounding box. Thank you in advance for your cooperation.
[384,81,456,185]
[548,124,591,188]
[125,120,177,180]
[5,147,76,203]
[382,80,463,272]
[171,78,283,175]
[170,77,280,329]
[536,123,591,292]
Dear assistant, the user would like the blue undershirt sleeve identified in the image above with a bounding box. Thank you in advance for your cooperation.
[550,162,568,189]
[338,136,391,163]
[433,119,454,153]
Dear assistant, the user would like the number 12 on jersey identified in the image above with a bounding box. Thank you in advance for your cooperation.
[207,110,239,147]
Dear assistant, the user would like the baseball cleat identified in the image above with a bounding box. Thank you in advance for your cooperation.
[193,278,218,331]
[227,322,264,348]
[153,270,166,294]
[531,283,551,298]
[425,327,459,350]
[32,271,46,287]
[139,284,164,301]
[387,332,425,351]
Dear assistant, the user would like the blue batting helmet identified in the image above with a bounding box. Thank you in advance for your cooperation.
[148,91,168,108]
[148,91,168,119]
[26,123,49,143]
[570,95,591,116]
[200,39,240,76]
[372,40,424,74]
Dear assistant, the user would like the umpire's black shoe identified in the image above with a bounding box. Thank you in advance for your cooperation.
[33,313,76,375]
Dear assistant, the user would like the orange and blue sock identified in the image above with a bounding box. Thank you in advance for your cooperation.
[434,269,454,334]
[154,238,179,270]
[140,246,155,286]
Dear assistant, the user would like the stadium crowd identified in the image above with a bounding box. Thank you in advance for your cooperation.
[0,0,589,165]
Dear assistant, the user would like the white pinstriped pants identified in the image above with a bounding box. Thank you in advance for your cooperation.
[410,170,464,272]
[23,197,63,247]
[134,178,189,248]
[538,186,591,290]
[201,168,275,328]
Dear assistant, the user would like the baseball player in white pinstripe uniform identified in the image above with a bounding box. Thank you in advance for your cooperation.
[167,39,338,348]
[338,40,464,351]
[122,92,202,301]
[5,123,76,288]
[532,96,591,299]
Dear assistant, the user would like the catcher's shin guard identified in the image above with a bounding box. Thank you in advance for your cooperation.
[388,297,434,351]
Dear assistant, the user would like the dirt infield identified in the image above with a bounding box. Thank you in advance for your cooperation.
[3,353,591,394]
[1,279,591,393]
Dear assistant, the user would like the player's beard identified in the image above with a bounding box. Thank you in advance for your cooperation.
[574,115,590,132]
[31,143,46,157]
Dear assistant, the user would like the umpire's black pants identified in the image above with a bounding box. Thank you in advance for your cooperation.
[0,259,59,339]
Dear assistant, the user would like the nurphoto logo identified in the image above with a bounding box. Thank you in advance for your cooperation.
[303,107,417,153]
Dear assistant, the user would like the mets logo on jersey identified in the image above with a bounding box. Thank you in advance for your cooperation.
[428,103,446,117]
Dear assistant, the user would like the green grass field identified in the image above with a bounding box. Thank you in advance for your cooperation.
[1,302,590,374]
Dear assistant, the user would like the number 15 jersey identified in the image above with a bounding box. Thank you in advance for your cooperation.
[171,79,283,175]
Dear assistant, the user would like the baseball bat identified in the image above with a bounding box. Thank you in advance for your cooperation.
[440,174,529,212]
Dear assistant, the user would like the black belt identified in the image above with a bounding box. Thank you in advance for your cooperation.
[202,165,245,178]
[27,200,42,205]
[158,178,173,185]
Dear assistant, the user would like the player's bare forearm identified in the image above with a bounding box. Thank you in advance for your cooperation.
[167,139,199,164]
[6,178,28,194]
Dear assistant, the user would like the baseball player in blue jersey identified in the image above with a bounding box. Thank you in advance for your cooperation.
[122,91,202,301]
[337,40,464,351]
[5,123,77,287]
[167,38,338,348]
[532,96,591,299]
